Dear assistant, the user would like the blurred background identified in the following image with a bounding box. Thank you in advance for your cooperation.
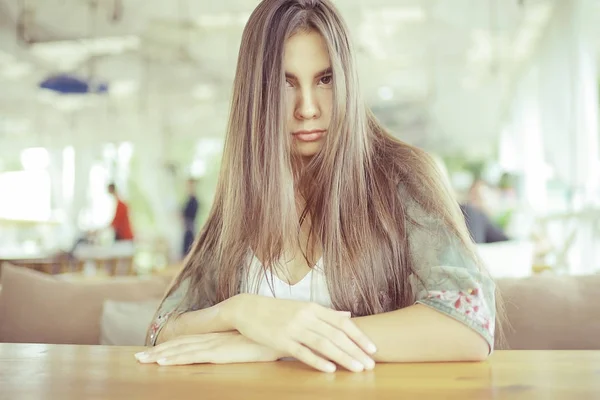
[1,0,599,278]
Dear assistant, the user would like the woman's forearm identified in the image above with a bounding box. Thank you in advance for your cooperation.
[352,304,490,363]
[155,297,239,345]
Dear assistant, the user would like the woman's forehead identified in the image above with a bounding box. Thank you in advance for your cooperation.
[284,31,331,76]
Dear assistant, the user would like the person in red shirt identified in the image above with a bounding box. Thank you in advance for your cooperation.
[107,183,134,241]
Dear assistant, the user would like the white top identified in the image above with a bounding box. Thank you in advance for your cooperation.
[240,254,333,308]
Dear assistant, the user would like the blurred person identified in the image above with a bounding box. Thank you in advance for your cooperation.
[182,178,199,258]
[461,179,509,244]
[137,0,504,373]
[429,160,508,244]
[107,183,134,242]
[460,203,509,244]
[67,183,134,263]
[467,179,493,215]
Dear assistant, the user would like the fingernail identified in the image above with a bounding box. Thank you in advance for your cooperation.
[135,352,149,361]
[364,358,376,370]
[351,361,364,372]
[157,358,169,365]
[325,363,336,373]
[367,343,377,354]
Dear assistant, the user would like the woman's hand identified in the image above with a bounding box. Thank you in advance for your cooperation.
[228,294,377,373]
[135,332,281,366]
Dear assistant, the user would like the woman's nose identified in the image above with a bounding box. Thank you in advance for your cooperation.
[295,89,320,120]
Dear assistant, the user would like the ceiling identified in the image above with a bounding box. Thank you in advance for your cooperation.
[0,0,581,161]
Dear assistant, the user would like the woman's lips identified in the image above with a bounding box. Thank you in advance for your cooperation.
[292,129,326,142]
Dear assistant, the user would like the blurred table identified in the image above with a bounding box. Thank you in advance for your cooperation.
[73,242,136,276]
[0,344,599,399]
[0,251,63,274]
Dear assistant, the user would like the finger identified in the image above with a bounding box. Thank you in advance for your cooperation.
[136,341,210,363]
[309,321,375,370]
[318,309,377,355]
[336,311,352,317]
[137,343,207,364]
[155,349,213,366]
[284,341,337,373]
[157,343,275,366]
[136,333,232,362]
[299,331,364,372]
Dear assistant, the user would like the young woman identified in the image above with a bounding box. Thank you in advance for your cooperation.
[135,0,502,373]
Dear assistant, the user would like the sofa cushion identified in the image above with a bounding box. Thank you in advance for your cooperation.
[100,299,161,346]
[496,274,600,350]
[0,263,170,345]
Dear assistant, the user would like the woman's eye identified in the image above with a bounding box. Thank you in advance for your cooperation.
[320,75,333,85]
[285,79,294,88]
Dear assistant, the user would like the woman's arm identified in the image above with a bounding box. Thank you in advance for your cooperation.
[144,293,376,373]
[147,278,238,346]
[147,274,375,373]
[154,298,238,345]
[385,184,497,362]
[352,304,489,363]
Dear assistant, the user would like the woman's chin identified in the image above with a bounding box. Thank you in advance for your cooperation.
[293,141,324,158]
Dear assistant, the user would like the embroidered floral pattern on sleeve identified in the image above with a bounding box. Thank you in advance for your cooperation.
[421,287,494,337]
[146,279,190,346]
[148,309,176,346]
[411,263,496,352]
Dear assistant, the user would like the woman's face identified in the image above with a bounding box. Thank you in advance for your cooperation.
[284,30,333,158]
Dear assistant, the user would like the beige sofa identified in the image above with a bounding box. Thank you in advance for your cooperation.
[495,274,600,350]
[0,263,172,345]
[1,263,599,350]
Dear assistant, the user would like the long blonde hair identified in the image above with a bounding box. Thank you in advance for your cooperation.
[159,0,504,336]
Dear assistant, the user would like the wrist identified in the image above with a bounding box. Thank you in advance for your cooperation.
[219,293,248,330]
[261,346,286,362]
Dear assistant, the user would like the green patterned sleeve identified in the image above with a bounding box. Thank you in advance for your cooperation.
[146,278,190,346]
[404,190,496,353]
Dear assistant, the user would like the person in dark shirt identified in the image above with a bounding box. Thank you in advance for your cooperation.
[460,180,508,244]
[460,203,508,244]
[182,179,199,257]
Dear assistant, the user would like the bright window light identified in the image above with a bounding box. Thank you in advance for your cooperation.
[0,170,51,221]
[20,147,50,171]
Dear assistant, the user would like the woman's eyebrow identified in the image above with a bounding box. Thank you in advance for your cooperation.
[315,67,332,78]
[284,67,332,81]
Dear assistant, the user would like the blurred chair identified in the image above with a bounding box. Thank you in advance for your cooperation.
[496,273,600,350]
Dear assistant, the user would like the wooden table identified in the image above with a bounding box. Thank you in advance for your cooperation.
[0,344,599,399]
